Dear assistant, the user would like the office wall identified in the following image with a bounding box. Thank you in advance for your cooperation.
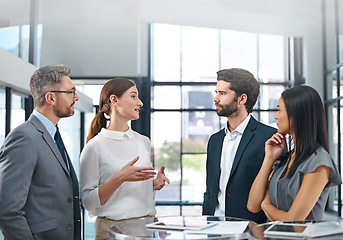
[0,48,36,93]
[37,0,323,93]
[39,0,140,77]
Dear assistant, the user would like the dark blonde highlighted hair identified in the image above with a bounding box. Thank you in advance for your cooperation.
[86,78,135,143]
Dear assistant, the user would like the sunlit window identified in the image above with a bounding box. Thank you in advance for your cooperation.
[220,30,257,76]
[151,23,294,215]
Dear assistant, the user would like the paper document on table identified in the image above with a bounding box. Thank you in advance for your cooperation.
[184,221,249,235]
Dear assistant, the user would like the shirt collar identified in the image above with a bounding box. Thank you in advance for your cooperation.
[99,127,134,140]
[224,114,251,136]
[32,109,56,139]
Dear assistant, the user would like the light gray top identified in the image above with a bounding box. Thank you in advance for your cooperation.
[269,146,342,220]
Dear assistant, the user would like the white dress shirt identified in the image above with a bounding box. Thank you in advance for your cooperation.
[80,127,156,220]
[214,114,251,216]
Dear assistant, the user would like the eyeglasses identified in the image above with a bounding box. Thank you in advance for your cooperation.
[50,90,77,98]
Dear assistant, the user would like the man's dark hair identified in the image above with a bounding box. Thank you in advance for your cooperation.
[217,68,259,113]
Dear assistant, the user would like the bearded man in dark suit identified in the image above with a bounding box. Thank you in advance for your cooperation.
[202,68,277,224]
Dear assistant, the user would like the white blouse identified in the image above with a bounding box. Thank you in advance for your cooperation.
[80,128,156,220]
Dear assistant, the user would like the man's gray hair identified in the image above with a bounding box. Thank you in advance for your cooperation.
[30,64,71,107]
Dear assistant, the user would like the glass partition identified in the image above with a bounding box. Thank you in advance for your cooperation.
[10,92,26,131]
[326,102,339,215]
[340,1,343,63]
[0,88,5,145]
[324,0,337,69]
[323,0,343,216]
[58,110,81,174]
[0,26,20,56]
[0,24,43,65]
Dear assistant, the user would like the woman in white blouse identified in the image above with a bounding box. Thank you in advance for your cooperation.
[80,78,169,240]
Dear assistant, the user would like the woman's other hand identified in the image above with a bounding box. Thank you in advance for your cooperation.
[153,166,170,191]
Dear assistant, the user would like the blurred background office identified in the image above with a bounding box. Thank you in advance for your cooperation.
[0,0,342,239]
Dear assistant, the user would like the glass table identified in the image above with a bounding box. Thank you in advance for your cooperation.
[108,215,257,239]
[249,221,343,240]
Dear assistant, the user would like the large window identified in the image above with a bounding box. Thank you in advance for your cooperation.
[151,23,298,215]
[323,0,343,216]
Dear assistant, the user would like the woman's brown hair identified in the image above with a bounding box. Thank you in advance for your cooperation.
[86,78,135,143]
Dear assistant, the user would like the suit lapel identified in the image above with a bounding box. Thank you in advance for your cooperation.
[212,129,226,191]
[29,115,70,175]
[229,117,258,178]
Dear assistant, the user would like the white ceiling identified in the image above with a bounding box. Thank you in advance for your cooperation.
[0,0,322,28]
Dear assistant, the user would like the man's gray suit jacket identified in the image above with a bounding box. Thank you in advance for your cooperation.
[0,115,81,240]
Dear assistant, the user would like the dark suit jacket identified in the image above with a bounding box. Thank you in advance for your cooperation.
[0,115,81,240]
[202,116,277,224]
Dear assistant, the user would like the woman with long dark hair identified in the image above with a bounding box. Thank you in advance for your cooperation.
[247,85,341,221]
[80,78,169,239]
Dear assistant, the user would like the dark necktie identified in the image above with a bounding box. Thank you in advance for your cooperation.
[54,126,70,172]
[54,126,81,239]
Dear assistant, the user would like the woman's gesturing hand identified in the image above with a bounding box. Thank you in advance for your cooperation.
[120,156,156,182]
[153,166,170,191]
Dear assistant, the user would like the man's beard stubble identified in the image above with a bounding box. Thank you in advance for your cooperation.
[55,104,75,118]
[216,98,238,117]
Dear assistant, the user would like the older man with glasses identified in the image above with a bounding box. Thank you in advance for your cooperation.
[0,64,81,240]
